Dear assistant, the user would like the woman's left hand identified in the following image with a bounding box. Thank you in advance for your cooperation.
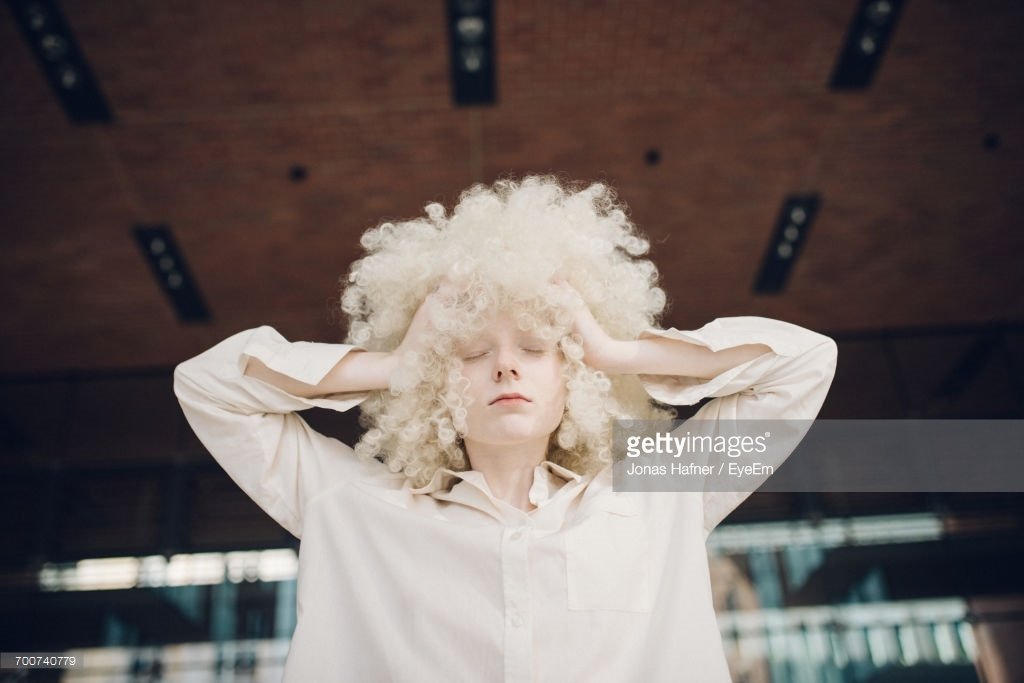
[554,280,628,373]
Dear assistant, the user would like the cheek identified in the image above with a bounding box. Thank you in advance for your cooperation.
[551,361,569,403]
[545,372,569,418]
[458,367,487,401]
[445,368,484,428]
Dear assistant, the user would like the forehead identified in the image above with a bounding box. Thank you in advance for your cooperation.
[456,308,548,343]
[485,309,528,329]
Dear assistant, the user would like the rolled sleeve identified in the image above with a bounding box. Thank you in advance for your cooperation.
[637,317,838,533]
[173,326,384,538]
[237,326,372,412]
[638,316,835,411]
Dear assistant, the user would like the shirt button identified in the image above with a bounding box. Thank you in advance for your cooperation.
[509,528,525,541]
[511,614,524,627]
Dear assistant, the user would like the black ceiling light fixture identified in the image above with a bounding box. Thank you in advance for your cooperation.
[828,0,905,90]
[753,195,820,294]
[5,0,113,123]
[133,225,210,323]
[447,0,495,105]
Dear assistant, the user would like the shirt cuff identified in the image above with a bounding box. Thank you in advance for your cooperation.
[240,325,371,412]
[636,316,833,406]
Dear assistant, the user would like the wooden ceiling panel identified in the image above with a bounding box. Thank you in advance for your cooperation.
[62,1,450,117]
[0,1,1021,377]
[498,1,849,101]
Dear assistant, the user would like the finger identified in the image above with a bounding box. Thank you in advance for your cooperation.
[437,270,484,306]
[553,280,584,308]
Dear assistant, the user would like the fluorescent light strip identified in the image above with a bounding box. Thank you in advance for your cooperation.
[719,598,973,666]
[38,549,298,592]
[708,513,944,554]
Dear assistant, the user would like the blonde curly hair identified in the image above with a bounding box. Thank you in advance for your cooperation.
[340,175,675,487]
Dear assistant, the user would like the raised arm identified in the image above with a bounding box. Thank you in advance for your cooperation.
[243,280,459,400]
[635,319,837,533]
[565,291,837,534]
[559,279,775,380]
[243,348,397,397]
[174,289,449,536]
[173,326,394,538]
[585,331,773,380]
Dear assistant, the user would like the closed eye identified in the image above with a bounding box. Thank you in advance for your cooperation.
[520,337,549,353]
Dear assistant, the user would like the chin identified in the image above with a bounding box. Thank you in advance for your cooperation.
[468,426,551,447]
[484,432,545,446]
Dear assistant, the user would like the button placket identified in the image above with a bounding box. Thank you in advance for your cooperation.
[501,524,533,682]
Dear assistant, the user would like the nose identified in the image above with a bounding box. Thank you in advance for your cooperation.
[492,346,520,382]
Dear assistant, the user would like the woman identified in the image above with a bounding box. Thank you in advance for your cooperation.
[174,176,837,681]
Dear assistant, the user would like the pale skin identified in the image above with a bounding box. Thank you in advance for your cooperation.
[245,283,771,511]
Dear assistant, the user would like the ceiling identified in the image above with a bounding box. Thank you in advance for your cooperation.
[0,1,1022,411]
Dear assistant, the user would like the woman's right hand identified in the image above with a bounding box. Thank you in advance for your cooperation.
[391,297,436,361]
[391,280,461,360]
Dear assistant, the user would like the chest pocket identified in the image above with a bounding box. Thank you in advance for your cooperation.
[565,494,651,612]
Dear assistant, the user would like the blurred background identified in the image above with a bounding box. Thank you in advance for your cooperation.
[1,0,1023,681]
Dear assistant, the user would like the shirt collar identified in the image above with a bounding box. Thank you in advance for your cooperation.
[409,460,582,504]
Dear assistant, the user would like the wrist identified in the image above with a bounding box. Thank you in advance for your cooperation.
[380,350,404,386]
[590,338,637,374]
[316,348,399,395]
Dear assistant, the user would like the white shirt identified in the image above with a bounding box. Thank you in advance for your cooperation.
[173,316,837,682]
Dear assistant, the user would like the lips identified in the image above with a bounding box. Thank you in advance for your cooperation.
[489,393,530,405]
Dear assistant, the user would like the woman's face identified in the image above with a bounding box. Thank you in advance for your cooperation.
[454,309,568,448]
